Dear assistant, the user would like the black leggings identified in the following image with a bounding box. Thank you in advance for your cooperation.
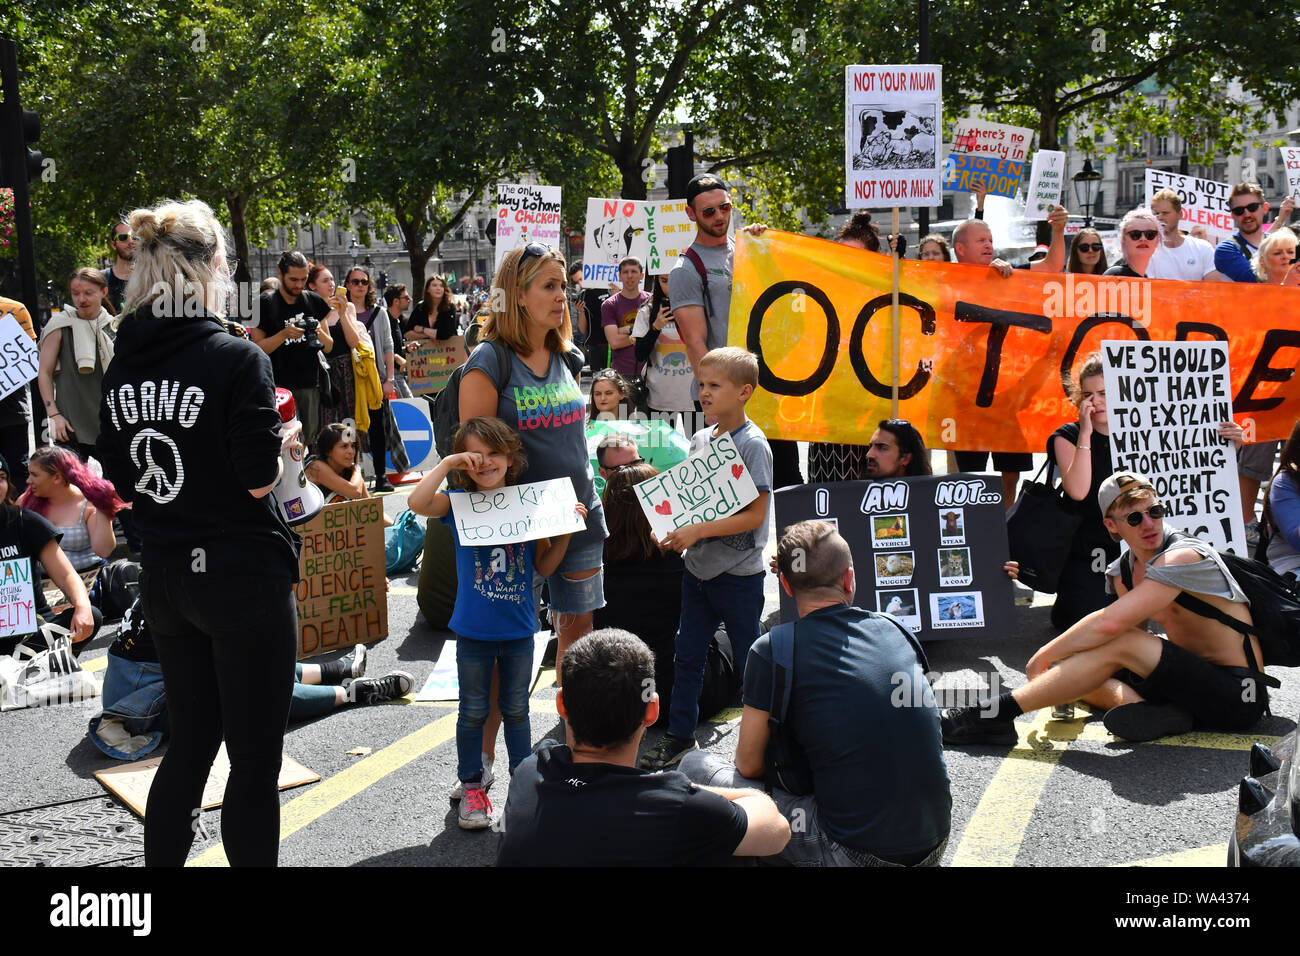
[368,397,388,478]
[140,568,297,867]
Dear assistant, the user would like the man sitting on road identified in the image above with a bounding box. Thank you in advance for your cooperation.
[943,472,1270,744]
[683,520,952,866]
[496,628,789,866]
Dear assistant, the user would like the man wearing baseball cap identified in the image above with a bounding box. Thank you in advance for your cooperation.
[943,471,1269,744]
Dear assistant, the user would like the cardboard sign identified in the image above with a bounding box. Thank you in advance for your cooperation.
[1101,340,1245,553]
[1024,150,1066,219]
[415,631,552,702]
[775,476,1012,641]
[728,229,1300,453]
[633,434,759,539]
[0,315,39,402]
[95,744,319,818]
[643,199,705,276]
[944,153,1023,199]
[844,64,943,206]
[495,183,562,271]
[1143,170,1234,243]
[295,498,388,660]
[1281,147,1300,200]
[448,477,585,546]
[951,118,1034,163]
[0,557,35,638]
[405,336,466,395]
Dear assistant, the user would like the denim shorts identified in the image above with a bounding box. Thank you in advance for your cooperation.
[544,565,605,615]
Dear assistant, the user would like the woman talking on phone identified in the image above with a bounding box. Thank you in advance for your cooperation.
[97,199,302,867]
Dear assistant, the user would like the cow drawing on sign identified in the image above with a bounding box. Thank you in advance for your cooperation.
[854,107,937,171]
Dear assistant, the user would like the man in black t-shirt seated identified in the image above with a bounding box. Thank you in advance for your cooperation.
[496,629,789,866]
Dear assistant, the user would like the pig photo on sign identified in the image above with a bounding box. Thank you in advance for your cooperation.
[852,106,936,171]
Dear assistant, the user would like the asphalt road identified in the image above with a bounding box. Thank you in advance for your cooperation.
[2,447,1295,870]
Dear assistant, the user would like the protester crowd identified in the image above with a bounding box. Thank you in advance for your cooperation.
[1,169,1297,869]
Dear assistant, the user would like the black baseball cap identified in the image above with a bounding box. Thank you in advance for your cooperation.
[685,174,729,206]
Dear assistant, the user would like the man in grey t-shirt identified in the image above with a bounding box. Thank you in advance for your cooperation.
[668,175,736,383]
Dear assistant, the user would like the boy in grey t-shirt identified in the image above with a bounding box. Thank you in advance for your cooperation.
[640,347,773,771]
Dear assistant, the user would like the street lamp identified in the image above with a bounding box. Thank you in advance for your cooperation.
[1072,158,1104,227]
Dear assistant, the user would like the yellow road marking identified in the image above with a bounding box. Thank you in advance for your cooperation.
[1117,843,1229,867]
[390,586,418,595]
[81,655,106,673]
[950,711,1086,866]
[1066,722,1278,751]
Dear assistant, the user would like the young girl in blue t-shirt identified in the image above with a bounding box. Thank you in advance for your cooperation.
[409,416,585,830]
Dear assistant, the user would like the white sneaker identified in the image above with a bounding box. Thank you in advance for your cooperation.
[449,754,495,802]
[457,785,493,830]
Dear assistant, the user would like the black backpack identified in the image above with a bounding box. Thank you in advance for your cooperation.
[1120,531,1300,689]
[431,340,584,457]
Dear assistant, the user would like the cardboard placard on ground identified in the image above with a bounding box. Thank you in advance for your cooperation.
[1024,150,1066,219]
[295,498,388,660]
[1101,340,1245,553]
[95,744,319,818]
[494,183,562,272]
[415,631,553,702]
[448,477,585,546]
[775,476,1012,641]
[0,315,39,402]
[633,434,759,539]
[1143,170,1234,244]
[405,337,466,396]
[844,64,943,207]
[1281,147,1300,200]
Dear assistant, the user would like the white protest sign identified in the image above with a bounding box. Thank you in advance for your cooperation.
[1024,150,1066,219]
[644,199,732,276]
[844,64,943,207]
[448,477,585,546]
[1101,340,1245,554]
[1144,170,1234,244]
[582,197,653,287]
[951,118,1034,163]
[0,316,39,402]
[1280,147,1300,200]
[633,434,759,539]
[495,183,562,271]
[0,557,36,639]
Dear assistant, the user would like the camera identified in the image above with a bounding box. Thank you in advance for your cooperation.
[294,315,324,350]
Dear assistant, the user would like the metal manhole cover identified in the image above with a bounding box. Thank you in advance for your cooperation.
[0,797,143,866]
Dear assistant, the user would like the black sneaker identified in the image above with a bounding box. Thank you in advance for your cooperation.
[349,671,414,705]
[1103,702,1193,742]
[941,705,1019,746]
[638,733,697,771]
[373,477,395,494]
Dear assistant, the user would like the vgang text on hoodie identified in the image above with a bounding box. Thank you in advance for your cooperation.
[104,381,205,430]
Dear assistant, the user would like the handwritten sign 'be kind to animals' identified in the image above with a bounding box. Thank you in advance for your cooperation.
[634,435,759,539]
[449,478,586,546]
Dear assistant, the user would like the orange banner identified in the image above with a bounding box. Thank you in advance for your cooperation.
[730,230,1300,453]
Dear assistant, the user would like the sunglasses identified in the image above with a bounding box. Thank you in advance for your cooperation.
[114,234,135,242]
[347,277,369,286]
[1122,504,1167,526]
[519,241,556,269]
[1231,201,1263,216]
[1125,229,1159,241]
[700,201,732,218]
[881,418,912,429]
[1075,242,1102,252]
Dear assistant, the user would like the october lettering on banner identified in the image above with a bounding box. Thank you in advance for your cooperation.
[634,434,759,539]
[728,230,1300,454]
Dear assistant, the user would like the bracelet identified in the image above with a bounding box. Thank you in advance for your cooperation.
[1077,444,1090,450]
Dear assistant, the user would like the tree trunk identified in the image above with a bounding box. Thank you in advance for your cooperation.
[1038,88,1060,151]
[225,191,253,320]
[395,209,431,294]
[619,150,649,200]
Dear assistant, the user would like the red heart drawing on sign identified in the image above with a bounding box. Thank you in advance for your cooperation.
[655,501,672,515]
[731,464,743,479]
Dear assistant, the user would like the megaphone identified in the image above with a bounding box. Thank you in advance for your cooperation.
[272,388,324,525]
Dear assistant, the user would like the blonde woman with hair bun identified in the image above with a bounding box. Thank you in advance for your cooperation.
[97,198,304,867]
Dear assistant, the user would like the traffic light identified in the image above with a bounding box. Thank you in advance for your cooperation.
[0,41,42,189]
[666,142,695,199]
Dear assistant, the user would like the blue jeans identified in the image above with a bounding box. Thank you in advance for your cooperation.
[456,635,533,781]
[667,569,764,739]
